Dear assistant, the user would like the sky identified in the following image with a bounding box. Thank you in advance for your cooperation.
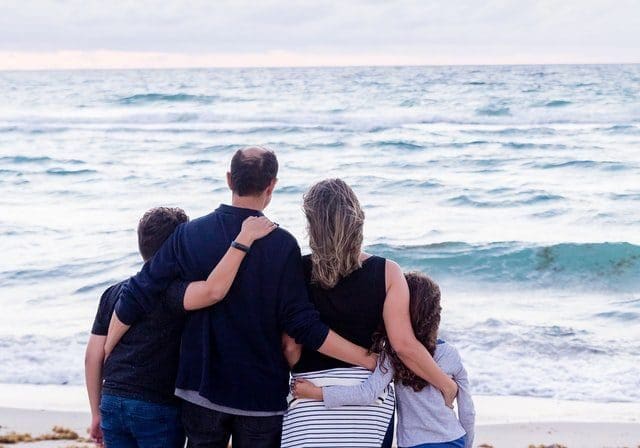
[1,0,639,69]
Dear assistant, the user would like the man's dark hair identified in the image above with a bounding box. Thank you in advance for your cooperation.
[138,207,189,261]
[230,148,278,196]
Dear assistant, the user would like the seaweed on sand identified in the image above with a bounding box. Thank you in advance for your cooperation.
[528,444,568,448]
[0,426,79,443]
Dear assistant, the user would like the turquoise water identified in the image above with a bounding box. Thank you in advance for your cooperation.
[0,65,639,401]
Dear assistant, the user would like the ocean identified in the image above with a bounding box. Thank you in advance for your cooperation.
[1,64,639,403]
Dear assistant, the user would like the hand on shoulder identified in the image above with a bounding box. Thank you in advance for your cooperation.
[237,216,279,246]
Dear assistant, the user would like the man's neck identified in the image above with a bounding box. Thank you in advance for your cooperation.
[231,195,265,212]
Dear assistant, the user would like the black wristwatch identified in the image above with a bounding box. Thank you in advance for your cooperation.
[231,240,251,253]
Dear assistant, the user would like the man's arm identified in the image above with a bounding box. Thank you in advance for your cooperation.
[84,335,105,446]
[383,260,458,407]
[278,244,376,371]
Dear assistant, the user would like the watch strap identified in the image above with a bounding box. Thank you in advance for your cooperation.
[231,240,251,253]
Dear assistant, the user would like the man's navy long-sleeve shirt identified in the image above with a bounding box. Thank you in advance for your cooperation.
[115,204,330,413]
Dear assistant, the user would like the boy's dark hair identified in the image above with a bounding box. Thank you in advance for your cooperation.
[138,207,189,261]
[371,271,442,392]
[230,148,278,196]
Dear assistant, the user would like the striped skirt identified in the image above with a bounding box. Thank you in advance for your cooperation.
[281,367,395,448]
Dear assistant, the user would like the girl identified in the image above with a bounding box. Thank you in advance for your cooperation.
[293,272,475,448]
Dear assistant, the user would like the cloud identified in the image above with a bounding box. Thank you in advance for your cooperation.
[0,0,638,68]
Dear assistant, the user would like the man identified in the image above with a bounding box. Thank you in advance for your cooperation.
[85,207,189,448]
[108,147,375,447]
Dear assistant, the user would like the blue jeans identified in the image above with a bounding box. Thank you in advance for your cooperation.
[406,435,466,448]
[100,394,185,448]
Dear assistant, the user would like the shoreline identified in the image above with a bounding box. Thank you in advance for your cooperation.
[2,383,638,424]
[1,383,638,447]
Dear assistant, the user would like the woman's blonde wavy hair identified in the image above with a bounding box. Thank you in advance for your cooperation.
[303,178,365,289]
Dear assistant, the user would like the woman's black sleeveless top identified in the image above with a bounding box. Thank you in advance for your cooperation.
[293,254,387,373]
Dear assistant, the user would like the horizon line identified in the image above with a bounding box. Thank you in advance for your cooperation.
[3,61,639,73]
[1,50,638,71]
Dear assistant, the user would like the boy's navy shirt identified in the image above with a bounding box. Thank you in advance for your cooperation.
[115,204,330,413]
[91,280,187,405]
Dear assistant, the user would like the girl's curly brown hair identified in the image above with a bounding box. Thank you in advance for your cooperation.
[372,271,442,392]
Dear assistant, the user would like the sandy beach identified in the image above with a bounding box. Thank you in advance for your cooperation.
[1,384,638,448]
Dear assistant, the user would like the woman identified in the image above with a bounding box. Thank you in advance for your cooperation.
[281,179,457,448]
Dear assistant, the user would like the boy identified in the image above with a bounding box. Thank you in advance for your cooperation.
[85,207,190,447]
[85,207,277,447]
